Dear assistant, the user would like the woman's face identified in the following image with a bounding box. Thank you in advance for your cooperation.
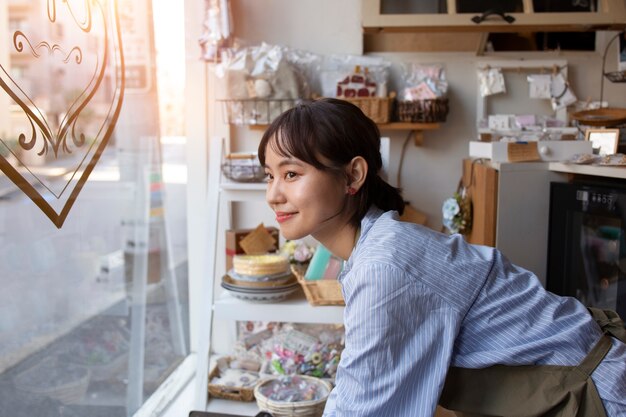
[263,142,349,241]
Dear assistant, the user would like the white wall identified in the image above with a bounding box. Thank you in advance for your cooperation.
[226,0,626,230]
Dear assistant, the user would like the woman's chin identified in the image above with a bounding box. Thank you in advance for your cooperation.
[279,227,307,241]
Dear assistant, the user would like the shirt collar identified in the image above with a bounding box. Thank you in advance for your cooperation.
[339,206,384,279]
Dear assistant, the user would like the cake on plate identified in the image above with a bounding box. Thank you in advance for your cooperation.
[233,254,289,276]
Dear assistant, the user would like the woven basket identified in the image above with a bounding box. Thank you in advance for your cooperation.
[342,93,395,124]
[208,357,257,402]
[13,357,91,404]
[291,265,344,307]
[254,375,333,417]
[221,152,265,183]
[398,98,449,123]
[571,107,626,127]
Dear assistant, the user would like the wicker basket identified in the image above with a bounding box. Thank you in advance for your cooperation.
[397,98,449,123]
[79,351,128,381]
[342,93,395,124]
[254,375,333,417]
[291,265,344,307]
[208,357,257,402]
[571,107,626,127]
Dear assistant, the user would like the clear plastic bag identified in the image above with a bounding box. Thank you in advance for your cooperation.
[318,54,391,98]
[400,63,448,101]
[477,67,506,97]
[215,43,321,124]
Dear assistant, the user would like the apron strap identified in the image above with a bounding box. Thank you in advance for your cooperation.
[575,334,612,377]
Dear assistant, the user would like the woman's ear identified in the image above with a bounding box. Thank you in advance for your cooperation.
[346,156,368,192]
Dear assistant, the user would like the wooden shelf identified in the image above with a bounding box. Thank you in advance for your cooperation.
[378,122,440,146]
[549,162,626,180]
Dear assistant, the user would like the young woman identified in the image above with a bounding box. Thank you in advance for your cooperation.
[258,98,626,417]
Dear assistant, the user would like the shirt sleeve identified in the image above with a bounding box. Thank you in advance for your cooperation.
[324,262,461,417]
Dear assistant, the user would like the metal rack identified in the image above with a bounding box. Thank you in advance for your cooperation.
[217,98,303,125]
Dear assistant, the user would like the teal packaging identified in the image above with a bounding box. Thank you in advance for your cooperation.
[304,245,332,281]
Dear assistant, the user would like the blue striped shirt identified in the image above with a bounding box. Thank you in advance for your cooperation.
[323,207,626,417]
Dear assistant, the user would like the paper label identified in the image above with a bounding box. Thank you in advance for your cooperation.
[507,142,541,162]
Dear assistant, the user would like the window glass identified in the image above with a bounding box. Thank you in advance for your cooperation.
[456,0,523,14]
[380,0,447,15]
[0,1,189,416]
[533,0,597,12]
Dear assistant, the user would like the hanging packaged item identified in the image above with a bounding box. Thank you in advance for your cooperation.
[550,72,577,111]
[199,0,234,62]
[478,67,506,97]
[527,74,552,99]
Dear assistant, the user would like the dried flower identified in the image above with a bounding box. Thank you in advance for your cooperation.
[442,192,472,235]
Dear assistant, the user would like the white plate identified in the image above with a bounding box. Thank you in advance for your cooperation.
[227,268,292,282]
[221,283,300,303]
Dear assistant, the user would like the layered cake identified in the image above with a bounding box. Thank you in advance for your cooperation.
[233,254,289,276]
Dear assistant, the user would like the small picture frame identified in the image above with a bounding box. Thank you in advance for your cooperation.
[585,129,620,156]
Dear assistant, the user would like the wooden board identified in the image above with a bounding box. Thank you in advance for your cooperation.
[463,159,498,247]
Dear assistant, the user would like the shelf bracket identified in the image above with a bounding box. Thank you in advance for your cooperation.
[413,130,424,146]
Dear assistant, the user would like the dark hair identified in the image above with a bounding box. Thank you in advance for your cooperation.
[258,98,404,228]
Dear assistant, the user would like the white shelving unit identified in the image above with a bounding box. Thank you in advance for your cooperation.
[204,137,344,415]
[214,292,344,324]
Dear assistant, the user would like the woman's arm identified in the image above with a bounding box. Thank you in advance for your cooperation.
[325,262,461,417]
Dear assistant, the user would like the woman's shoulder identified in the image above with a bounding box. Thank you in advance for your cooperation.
[355,210,497,309]
[361,210,450,254]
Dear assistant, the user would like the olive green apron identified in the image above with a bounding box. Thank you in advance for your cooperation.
[439,308,626,417]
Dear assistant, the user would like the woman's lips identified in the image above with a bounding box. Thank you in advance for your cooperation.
[275,212,295,223]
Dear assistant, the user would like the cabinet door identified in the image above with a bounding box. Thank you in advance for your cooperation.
[362,0,626,31]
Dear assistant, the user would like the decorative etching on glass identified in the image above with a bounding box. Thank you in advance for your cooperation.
[0,0,125,228]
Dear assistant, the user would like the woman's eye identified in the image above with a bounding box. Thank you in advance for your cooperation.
[285,171,297,180]
[265,172,273,181]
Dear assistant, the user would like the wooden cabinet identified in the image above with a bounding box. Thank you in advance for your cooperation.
[362,0,626,32]
[463,158,498,247]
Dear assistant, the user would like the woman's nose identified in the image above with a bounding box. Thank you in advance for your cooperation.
[266,179,285,205]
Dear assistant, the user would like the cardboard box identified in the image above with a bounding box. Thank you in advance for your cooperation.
[225,227,280,271]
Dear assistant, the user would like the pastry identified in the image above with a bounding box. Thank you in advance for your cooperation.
[233,254,289,276]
